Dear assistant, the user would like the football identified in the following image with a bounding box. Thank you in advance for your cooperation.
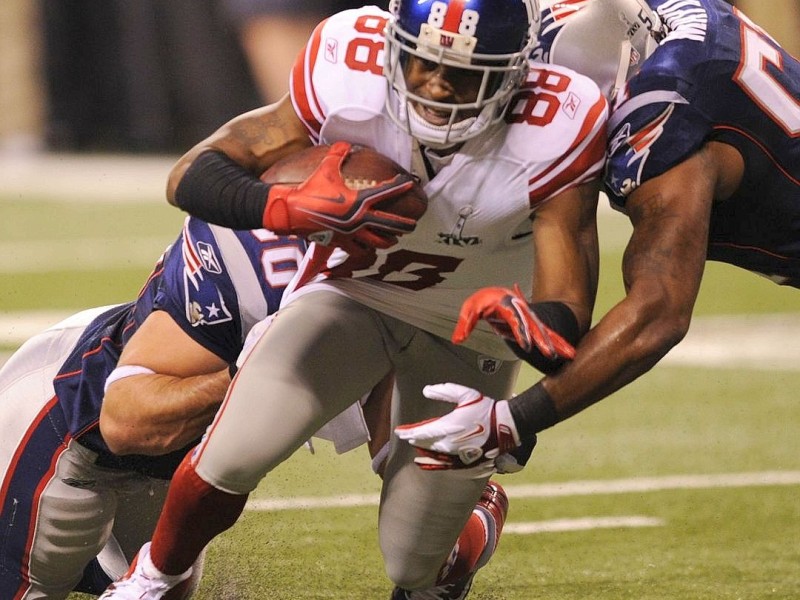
[260,144,428,224]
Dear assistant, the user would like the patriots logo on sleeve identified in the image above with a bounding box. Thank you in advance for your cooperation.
[180,224,234,327]
[185,288,233,327]
[608,103,674,198]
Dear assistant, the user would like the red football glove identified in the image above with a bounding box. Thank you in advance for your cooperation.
[262,141,418,253]
[394,383,521,471]
[452,284,576,361]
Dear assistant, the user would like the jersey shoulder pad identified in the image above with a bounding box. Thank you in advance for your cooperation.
[507,63,607,158]
[506,63,608,202]
[157,217,238,331]
[605,62,708,206]
[291,7,390,141]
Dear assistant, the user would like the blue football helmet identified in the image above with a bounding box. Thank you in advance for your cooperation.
[384,0,541,147]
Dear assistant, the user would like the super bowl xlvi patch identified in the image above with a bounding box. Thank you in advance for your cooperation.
[437,205,481,246]
[477,356,503,375]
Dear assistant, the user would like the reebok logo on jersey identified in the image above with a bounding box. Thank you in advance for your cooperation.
[562,92,581,119]
[197,241,222,274]
[325,37,338,63]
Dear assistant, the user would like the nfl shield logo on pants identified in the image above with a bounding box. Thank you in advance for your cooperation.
[478,356,502,375]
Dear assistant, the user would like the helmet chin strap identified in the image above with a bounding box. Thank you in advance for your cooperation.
[408,107,475,149]
[610,40,634,103]
[406,102,491,149]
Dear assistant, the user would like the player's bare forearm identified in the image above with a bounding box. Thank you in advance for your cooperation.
[166,95,312,204]
[530,180,600,333]
[100,311,232,455]
[533,156,715,422]
[100,369,230,456]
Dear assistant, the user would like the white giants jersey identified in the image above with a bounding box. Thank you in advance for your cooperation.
[288,6,607,360]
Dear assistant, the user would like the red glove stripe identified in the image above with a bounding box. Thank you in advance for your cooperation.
[299,177,417,233]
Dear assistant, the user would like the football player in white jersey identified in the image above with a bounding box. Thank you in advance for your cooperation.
[98,0,608,598]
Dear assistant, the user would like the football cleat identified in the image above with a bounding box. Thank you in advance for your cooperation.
[390,580,473,600]
[97,542,192,600]
[472,480,509,570]
[390,481,509,600]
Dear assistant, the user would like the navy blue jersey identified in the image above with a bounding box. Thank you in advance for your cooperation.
[605,0,800,285]
[52,218,305,477]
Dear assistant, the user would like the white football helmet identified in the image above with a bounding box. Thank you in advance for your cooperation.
[539,0,665,102]
[384,0,541,148]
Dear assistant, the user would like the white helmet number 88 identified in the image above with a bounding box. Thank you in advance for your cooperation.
[428,1,480,36]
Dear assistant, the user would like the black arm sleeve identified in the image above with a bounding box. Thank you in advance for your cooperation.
[508,381,559,435]
[507,301,580,375]
[173,150,271,230]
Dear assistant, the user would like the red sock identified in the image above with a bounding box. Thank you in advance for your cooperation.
[436,511,487,585]
[150,452,248,575]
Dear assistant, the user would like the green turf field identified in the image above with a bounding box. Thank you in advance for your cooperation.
[3,193,799,599]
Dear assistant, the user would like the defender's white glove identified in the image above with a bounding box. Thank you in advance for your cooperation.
[394,383,522,470]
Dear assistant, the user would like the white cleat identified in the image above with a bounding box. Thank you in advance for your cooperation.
[98,542,192,600]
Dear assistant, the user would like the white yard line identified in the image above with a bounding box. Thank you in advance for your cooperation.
[4,312,800,370]
[0,237,170,273]
[0,152,175,203]
[504,516,665,534]
[660,313,800,371]
[244,470,800,512]
[0,311,79,345]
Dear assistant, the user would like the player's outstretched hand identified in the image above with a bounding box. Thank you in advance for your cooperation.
[395,383,522,471]
[452,284,576,361]
[262,141,419,252]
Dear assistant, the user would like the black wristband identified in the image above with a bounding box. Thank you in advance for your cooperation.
[508,301,579,375]
[174,150,270,230]
[508,381,560,434]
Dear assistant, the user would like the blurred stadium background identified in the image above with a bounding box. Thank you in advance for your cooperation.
[2,1,799,598]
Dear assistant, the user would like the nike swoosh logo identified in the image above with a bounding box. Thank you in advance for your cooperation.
[453,424,485,443]
[310,193,347,204]
[62,477,97,489]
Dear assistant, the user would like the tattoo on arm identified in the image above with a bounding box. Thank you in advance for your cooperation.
[231,114,283,148]
[227,109,306,163]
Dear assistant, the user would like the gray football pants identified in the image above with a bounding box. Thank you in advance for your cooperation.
[0,307,204,598]
[193,290,520,589]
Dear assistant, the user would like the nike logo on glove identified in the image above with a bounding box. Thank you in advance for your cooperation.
[453,424,485,443]
[310,193,347,204]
